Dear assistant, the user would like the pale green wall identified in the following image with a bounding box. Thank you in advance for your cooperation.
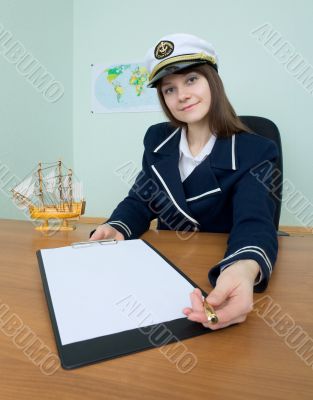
[0,0,73,220]
[73,0,313,227]
[1,0,313,227]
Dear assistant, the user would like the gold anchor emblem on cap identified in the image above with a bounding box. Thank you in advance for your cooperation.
[154,40,174,59]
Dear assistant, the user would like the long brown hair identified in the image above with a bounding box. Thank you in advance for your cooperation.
[156,64,249,138]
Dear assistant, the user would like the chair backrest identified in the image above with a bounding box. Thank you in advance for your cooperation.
[239,116,283,230]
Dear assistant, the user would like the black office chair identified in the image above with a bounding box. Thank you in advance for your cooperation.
[239,116,287,236]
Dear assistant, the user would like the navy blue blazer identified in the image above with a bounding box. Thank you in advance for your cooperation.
[105,122,279,292]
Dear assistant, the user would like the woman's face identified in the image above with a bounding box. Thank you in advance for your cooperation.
[160,71,211,126]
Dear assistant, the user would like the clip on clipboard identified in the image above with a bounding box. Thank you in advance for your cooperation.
[71,239,117,248]
[37,239,213,369]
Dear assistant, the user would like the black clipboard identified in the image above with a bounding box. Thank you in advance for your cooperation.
[37,239,212,370]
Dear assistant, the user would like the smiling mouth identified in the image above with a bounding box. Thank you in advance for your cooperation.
[181,102,199,111]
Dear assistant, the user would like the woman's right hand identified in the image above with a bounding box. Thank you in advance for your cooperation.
[89,224,125,241]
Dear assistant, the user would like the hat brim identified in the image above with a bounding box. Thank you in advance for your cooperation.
[147,60,216,88]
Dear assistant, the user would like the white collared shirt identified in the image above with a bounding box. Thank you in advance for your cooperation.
[178,127,216,182]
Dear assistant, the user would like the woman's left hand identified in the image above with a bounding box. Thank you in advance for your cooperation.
[183,259,260,330]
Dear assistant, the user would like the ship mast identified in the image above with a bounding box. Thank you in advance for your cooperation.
[58,160,64,207]
[38,162,45,208]
[68,168,73,210]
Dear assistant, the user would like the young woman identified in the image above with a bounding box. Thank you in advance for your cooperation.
[90,33,278,330]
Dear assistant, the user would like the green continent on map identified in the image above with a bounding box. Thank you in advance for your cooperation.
[129,66,149,96]
[105,65,131,84]
[103,64,149,103]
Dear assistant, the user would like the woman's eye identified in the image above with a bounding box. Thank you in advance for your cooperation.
[163,87,174,95]
[187,75,198,84]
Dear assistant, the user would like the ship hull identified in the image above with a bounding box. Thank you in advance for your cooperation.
[29,201,86,231]
[29,202,85,219]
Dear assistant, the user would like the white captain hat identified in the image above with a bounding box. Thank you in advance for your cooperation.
[145,33,219,88]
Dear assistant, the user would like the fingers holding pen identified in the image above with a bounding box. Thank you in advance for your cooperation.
[183,288,217,326]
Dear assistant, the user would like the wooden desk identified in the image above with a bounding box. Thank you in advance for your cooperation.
[0,219,312,400]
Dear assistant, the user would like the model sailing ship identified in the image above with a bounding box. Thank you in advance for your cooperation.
[11,161,86,231]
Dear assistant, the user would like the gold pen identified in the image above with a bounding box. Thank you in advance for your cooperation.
[203,299,218,324]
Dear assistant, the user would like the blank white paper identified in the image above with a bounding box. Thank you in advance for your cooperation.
[40,240,195,345]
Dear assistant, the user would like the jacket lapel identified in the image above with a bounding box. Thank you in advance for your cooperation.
[182,135,238,202]
[210,134,238,171]
[149,128,238,219]
[182,156,222,202]
[149,128,199,225]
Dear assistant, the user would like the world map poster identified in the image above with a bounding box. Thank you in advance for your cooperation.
[91,62,161,113]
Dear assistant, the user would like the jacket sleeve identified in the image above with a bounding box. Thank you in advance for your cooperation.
[208,140,279,292]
